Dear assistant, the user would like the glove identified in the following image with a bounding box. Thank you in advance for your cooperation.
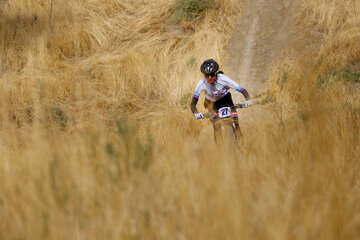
[244,100,253,108]
[194,112,204,119]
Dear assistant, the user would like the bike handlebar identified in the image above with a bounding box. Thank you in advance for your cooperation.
[203,103,246,118]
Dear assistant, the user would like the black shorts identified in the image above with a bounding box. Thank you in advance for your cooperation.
[204,92,235,111]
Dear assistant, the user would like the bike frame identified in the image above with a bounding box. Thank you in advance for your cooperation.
[201,103,246,142]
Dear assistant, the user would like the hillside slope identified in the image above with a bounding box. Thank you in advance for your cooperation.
[0,0,359,239]
[227,0,300,96]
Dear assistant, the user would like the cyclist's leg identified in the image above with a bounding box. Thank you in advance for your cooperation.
[212,119,222,143]
[214,92,233,109]
[215,93,243,141]
[204,99,222,143]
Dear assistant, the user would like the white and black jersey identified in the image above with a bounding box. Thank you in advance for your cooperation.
[190,73,250,114]
[193,74,245,102]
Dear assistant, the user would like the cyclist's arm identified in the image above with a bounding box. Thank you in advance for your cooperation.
[190,81,203,114]
[190,97,199,113]
[219,74,251,100]
[236,86,250,100]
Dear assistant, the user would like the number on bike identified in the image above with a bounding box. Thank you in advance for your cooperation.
[218,107,232,118]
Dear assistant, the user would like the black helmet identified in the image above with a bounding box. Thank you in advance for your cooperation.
[200,59,219,75]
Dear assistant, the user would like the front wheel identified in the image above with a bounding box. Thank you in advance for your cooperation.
[213,119,243,144]
[229,121,243,142]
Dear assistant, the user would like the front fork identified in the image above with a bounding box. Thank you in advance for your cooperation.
[231,119,243,141]
[211,114,242,143]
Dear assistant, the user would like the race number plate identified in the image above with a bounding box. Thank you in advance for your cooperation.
[218,107,232,118]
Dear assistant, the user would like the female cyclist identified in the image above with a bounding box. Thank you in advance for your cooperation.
[190,59,253,142]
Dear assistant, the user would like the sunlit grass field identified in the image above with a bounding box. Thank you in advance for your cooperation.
[0,0,359,239]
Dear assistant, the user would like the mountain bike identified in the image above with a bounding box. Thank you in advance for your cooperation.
[202,103,246,143]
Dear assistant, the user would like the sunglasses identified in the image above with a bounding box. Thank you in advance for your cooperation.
[204,73,216,78]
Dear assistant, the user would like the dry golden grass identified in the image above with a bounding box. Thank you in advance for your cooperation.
[0,0,359,239]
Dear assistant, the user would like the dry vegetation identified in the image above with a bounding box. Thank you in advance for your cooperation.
[0,0,359,239]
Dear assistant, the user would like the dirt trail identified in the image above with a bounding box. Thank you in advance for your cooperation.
[227,0,300,99]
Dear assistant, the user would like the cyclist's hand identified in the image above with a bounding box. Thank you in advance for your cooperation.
[194,112,204,119]
[244,100,253,107]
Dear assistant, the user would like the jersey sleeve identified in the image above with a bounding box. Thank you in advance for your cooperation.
[221,74,245,92]
[193,80,203,99]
